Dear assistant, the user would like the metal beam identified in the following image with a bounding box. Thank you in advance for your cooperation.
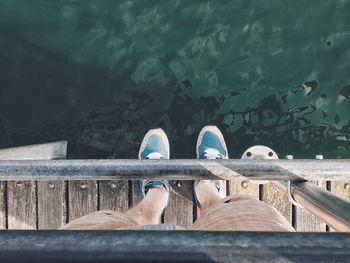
[273,181,350,232]
[0,141,67,160]
[0,159,349,181]
[0,231,349,263]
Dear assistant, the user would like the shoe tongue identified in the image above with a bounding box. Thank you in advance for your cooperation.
[146,152,164,159]
[203,148,222,159]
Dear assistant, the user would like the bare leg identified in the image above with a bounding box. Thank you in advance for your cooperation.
[193,181,294,231]
[125,187,169,225]
[196,180,222,216]
[61,187,169,230]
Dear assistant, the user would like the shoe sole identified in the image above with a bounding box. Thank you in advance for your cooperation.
[138,128,170,159]
[196,125,229,159]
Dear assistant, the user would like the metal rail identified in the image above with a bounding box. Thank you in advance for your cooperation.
[273,181,350,232]
[0,142,349,231]
[0,159,349,181]
[0,231,350,263]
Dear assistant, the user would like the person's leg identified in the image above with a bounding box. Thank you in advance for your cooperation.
[192,186,295,231]
[193,125,228,217]
[125,187,168,225]
[61,128,171,230]
[195,180,222,215]
[192,125,294,231]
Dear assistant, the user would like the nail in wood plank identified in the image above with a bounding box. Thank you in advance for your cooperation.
[7,181,37,229]
[294,181,327,232]
[228,180,259,199]
[37,181,67,229]
[164,181,193,229]
[99,181,128,211]
[68,181,98,221]
[2,141,67,229]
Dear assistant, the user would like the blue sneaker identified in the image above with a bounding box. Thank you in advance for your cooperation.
[138,128,170,160]
[194,126,228,207]
[138,128,171,206]
[196,126,228,159]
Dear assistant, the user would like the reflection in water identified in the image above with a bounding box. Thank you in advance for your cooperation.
[0,0,349,159]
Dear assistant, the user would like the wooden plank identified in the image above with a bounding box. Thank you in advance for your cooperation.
[1,141,68,229]
[164,181,193,229]
[0,182,6,229]
[294,181,327,232]
[130,181,143,208]
[228,179,259,199]
[7,181,37,229]
[0,141,67,160]
[330,181,350,231]
[331,181,350,200]
[68,181,98,221]
[262,182,292,223]
[98,181,128,211]
[37,181,66,229]
[37,142,67,229]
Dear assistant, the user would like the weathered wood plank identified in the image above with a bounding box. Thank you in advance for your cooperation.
[130,181,143,208]
[37,142,67,229]
[2,141,68,229]
[68,181,98,221]
[330,181,350,231]
[164,181,193,229]
[7,181,37,229]
[262,182,292,224]
[0,141,67,160]
[331,181,350,200]
[98,181,128,211]
[228,179,259,199]
[294,181,327,232]
[37,181,66,229]
[0,182,6,229]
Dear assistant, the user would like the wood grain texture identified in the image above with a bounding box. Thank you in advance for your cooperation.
[7,181,37,229]
[294,181,327,232]
[37,181,66,229]
[330,181,350,231]
[99,181,128,211]
[130,181,143,208]
[164,181,193,229]
[68,181,98,221]
[331,181,350,200]
[0,182,6,229]
[228,180,259,199]
[262,182,292,224]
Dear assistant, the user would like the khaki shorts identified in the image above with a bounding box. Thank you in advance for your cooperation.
[61,196,294,232]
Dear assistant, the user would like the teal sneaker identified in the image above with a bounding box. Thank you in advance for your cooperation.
[138,128,171,206]
[138,128,170,160]
[194,126,228,207]
[196,126,228,159]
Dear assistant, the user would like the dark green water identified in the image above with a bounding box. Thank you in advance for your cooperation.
[0,0,349,159]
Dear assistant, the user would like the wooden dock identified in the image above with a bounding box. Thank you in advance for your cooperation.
[0,141,348,231]
[0,179,349,230]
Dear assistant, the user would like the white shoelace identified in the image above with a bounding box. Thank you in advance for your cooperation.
[202,148,223,159]
[146,152,164,159]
